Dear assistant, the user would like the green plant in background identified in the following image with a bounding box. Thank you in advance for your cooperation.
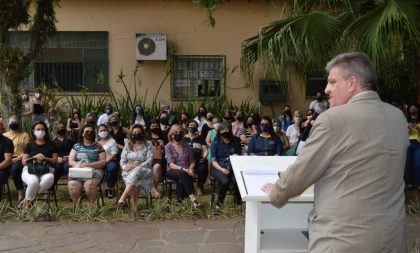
[63,86,107,120]
[406,196,420,216]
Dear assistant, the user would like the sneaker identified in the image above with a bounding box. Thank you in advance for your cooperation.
[107,189,114,199]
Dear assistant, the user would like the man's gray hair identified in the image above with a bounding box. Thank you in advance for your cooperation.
[325,52,377,90]
[219,121,232,132]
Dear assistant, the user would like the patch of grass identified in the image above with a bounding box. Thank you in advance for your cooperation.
[406,196,420,215]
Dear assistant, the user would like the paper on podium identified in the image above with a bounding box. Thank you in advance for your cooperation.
[241,165,282,197]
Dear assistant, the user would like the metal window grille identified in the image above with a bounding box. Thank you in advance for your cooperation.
[306,70,327,97]
[171,55,225,99]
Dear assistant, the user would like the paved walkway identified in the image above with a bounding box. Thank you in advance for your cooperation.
[0,216,419,253]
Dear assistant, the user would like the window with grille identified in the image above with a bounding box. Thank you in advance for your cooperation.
[306,70,327,98]
[8,31,109,92]
[171,55,225,100]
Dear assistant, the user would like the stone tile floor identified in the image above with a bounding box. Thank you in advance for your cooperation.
[0,216,419,252]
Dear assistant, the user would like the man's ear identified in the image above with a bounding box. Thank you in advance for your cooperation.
[347,75,358,93]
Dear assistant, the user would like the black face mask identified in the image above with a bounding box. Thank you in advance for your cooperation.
[83,132,95,141]
[110,121,119,127]
[207,116,214,122]
[221,132,232,140]
[9,123,19,131]
[198,111,207,117]
[173,133,183,142]
[131,133,144,141]
[160,117,168,125]
[236,116,244,122]
[150,128,160,134]
[188,127,198,133]
[87,120,95,125]
[246,122,254,128]
[57,129,66,136]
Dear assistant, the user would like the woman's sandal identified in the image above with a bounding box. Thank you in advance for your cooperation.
[192,200,201,208]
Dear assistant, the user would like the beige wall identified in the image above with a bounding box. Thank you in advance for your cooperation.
[55,0,314,117]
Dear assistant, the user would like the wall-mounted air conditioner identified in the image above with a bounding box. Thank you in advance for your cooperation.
[136,33,167,61]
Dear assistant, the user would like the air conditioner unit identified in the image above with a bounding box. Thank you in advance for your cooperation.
[136,33,167,61]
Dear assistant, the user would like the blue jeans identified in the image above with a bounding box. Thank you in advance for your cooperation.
[105,160,119,188]
[405,140,420,186]
[54,161,69,185]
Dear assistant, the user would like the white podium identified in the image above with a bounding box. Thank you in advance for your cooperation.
[230,156,314,253]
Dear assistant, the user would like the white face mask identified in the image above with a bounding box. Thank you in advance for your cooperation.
[34,93,41,99]
[98,131,109,139]
[273,126,280,133]
[213,123,220,130]
[34,130,46,139]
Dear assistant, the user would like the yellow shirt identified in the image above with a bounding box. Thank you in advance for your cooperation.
[408,122,420,142]
[3,131,30,157]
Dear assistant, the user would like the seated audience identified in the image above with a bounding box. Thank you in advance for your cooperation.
[68,124,106,207]
[118,124,154,208]
[238,115,257,154]
[272,120,290,153]
[67,108,83,143]
[52,121,74,185]
[21,121,57,208]
[148,119,165,198]
[165,124,201,207]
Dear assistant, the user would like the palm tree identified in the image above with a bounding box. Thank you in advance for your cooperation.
[241,0,420,104]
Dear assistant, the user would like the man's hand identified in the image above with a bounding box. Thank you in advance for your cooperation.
[261,183,274,196]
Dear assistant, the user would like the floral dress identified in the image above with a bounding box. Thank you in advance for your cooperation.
[120,141,153,196]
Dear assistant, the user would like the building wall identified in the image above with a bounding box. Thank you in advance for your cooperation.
[55,0,314,117]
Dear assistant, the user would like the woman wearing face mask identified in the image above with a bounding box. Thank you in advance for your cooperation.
[247,116,282,156]
[165,124,201,207]
[67,124,106,207]
[118,124,153,208]
[130,105,150,130]
[194,105,208,133]
[30,88,45,124]
[232,111,245,137]
[109,114,129,152]
[179,111,191,130]
[52,121,74,185]
[97,124,119,198]
[272,120,290,154]
[158,111,171,144]
[238,115,257,154]
[210,121,242,211]
[278,105,293,132]
[67,108,83,143]
[200,112,214,140]
[21,90,33,129]
[285,110,302,156]
[185,120,208,196]
[4,116,30,204]
[20,121,58,208]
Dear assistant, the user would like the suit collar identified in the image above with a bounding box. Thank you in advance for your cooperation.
[348,91,379,104]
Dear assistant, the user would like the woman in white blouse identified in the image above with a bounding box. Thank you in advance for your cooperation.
[97,124,119,198]
[286,110,302,146]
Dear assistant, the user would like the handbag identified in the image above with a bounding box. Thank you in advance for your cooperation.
[27,161,50,176]
[68,167,94,179]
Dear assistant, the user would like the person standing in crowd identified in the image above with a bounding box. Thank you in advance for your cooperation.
[231,111,245,137]
[194,105,208,133]
[179,111,191,130]
[97,124,119,198]
[286,111,302,147]
[273,120,290,154]
[262,52,408,252]
[67,108,83,143]
[238,115,257,154]
[405,104,420,191]
[21,89,33,129]
[0,119,14,202]
[247,116,282,156]
[278,105,293,132]
[97,103,113,126]
[210,121,242,211]
[21,121,57,208]
[84,112,97,126]
[165,124,201,207]
[148,119,165,198]
[4,116,30,203]
[185,120,208,196]
[68,124,106,207]
[118,124,154,208]
[309,91,329,114]
[31,88,45,124]
[130,105,150,130]
[158,111,171,143]
[52,121,74,185]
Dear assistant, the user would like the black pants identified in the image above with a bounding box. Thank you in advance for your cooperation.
[11,160,24,191]
[211,167,241,207]
[166,169,194,201]
[0,167,10,201]
[196,161,208,190]
[54,161,69,185]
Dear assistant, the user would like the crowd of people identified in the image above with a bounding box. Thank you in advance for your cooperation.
[0,88,418,211]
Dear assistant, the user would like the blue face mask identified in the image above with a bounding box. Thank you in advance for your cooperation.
[135,109,143,115]
[106,108,113,115]
[260,124,270,133]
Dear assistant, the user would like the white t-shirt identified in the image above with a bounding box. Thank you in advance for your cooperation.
[102,138,118,159]
[286,125,300,145]
[97,113,109,126]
